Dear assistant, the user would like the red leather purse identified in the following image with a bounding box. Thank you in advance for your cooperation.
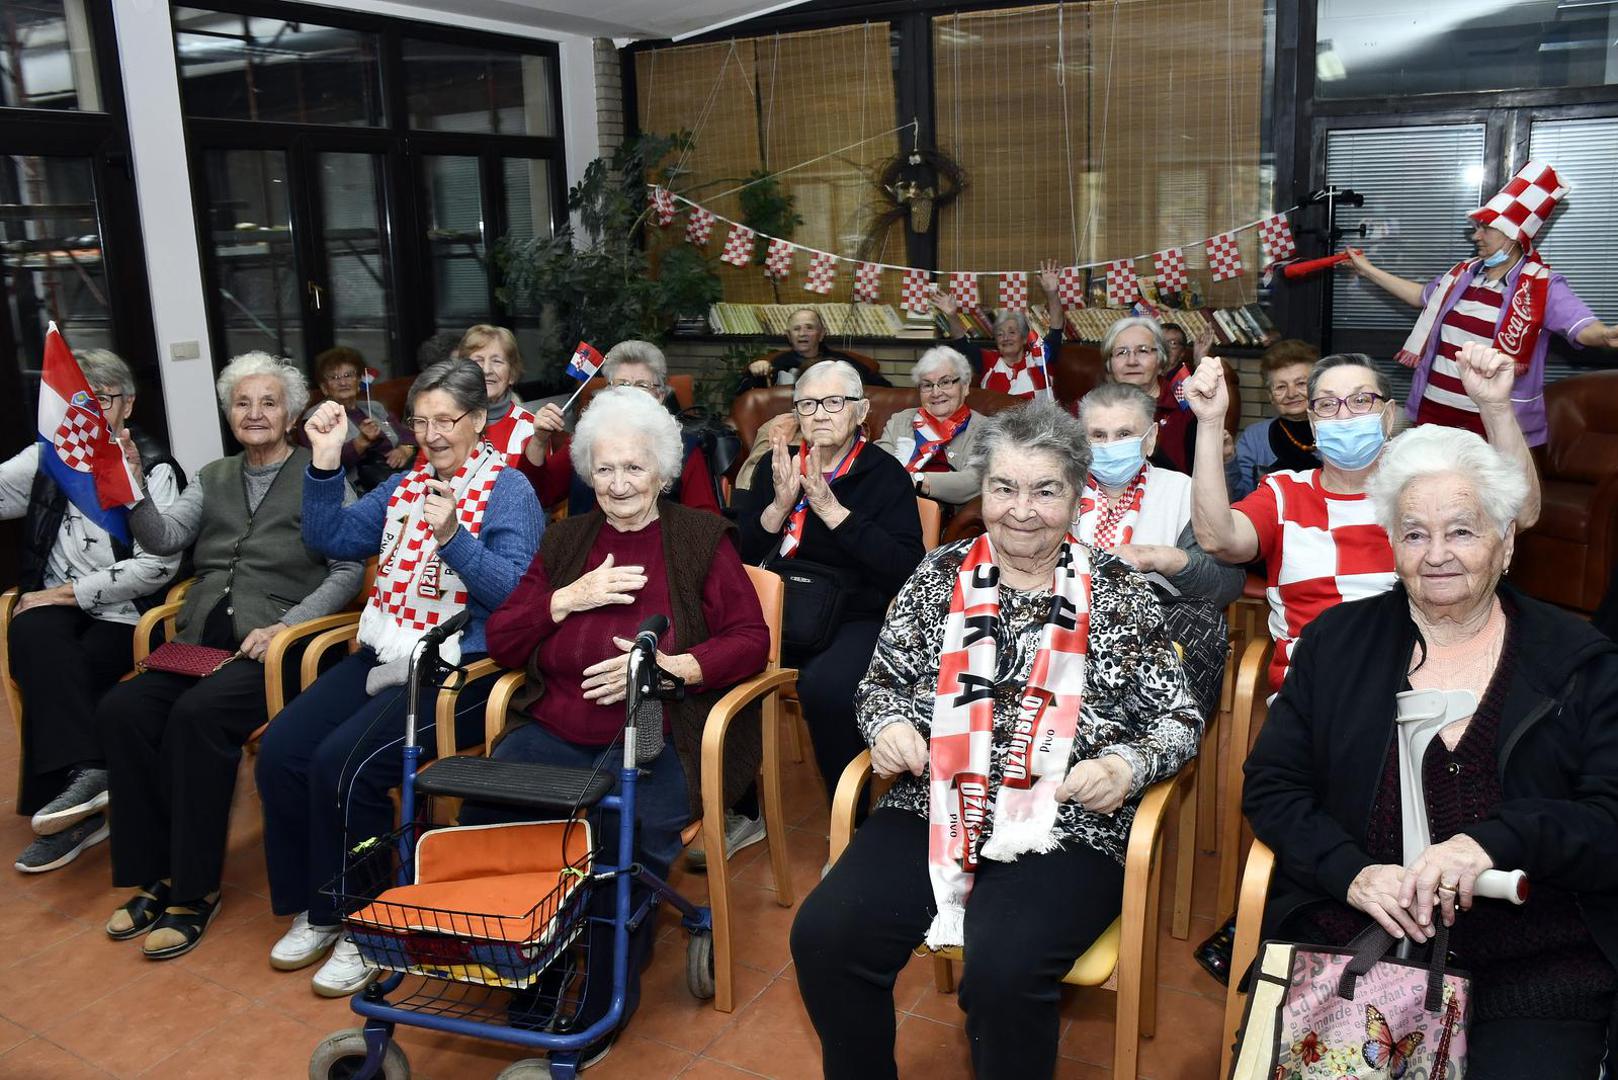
[138,641,239,678]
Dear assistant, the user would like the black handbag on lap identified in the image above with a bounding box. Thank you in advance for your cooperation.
[766,558,857,655]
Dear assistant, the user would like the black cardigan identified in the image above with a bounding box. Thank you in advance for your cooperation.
[1243,582,1618,969]
[734,441,924,620]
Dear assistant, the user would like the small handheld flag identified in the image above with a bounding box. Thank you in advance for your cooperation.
[361,366,379,406]
[561,341,605,412]
[35,322,141,543]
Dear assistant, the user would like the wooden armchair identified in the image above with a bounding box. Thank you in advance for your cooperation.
[1220,840,1276,1080]
[1216,637,1273,924]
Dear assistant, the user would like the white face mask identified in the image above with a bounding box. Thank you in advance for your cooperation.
[1482,247,1512,269]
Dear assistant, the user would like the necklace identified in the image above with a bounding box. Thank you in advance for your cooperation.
[1277,418,1315,452]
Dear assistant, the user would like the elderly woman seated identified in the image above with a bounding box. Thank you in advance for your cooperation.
[736,307,892,391]
[1226,338,1320,501]
[932,260,1066,400]
[790,401,1202,1080]
[1101,315,1198,472]
[255,359,540,996]
[297,346,415,492]
[1243,423,1618,1077]
[94,353,364,959]
[521,340,718,514]
[465,387,769,1057]
[419,324,536,466]
[736,360,925,810]
[1077,381,1245,715]
[874,345,985,510]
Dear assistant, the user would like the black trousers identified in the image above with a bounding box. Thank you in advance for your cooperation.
[10,604,134,812]
[791,807,1125,1080]
[96,662,270,900]
[1468,1016,1610,1079]
[787,618,883,802]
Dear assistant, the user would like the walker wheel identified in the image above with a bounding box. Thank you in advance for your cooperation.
[493,1061,551,1079]
[686,929,716,999]
[309,1028,411,1080]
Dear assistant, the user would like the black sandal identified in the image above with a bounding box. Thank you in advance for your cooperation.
[141,893,222,960]
[1194,915,1237,986]
[105,882,171,941]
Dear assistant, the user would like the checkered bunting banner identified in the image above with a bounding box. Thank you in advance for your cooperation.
[685,206,715,246]
[804,251,838,294]
[901,269,933,314]
[719,223,755,267]
[1152,248,1189,293]
[1205,232,1244,282]
[1057,265,1086,307]
[1258,214,1296,264]
[764,238,795,280]
[853,261,882,304]
[650,186,675,227]
[949,272,979,311]
[997,272,1028,310]
[1105,259,1140,307]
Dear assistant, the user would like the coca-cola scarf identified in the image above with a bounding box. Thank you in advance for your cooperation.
[925,532,1092,948]
[980,331,1052,400]
[778,437,866,558]
[907,404,972,472]
[1394,253,1551,377]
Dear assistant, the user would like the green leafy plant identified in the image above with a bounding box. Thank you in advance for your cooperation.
[692,341,761,417]
[737,170,803,272]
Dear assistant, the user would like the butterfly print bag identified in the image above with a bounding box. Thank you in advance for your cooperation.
[1231,923,1469,1079]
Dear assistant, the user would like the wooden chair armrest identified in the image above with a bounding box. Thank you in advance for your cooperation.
[1,586,17,624]
[697,668,799,829]
[1,586,18,668]
[166,577,197,606]
[263,613,362,718]
[484,669,529,750]
[829,749,874,865]
[132,600,185,665]
[1124,773,1182,876]
[298,625,361,692]
[1221,840,1277,1078]
[434,656,506,761]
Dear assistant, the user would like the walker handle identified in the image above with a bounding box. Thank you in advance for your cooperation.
[1474,868,1528,905]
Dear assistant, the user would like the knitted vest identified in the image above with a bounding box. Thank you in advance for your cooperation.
[503,500,762,821]
[175,447,329,645]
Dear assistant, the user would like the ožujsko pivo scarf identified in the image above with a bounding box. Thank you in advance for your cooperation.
[1394,253,1551,377]
[907,405,972,472]
[925,532,1092,948]
[360,439,505,666]
[778,438,865,557]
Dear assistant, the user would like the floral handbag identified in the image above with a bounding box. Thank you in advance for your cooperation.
[1231,923,1469,1079]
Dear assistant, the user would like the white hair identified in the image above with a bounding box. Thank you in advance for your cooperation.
[913,346,973,386]
[569,386,684,491]
[603,339,667,384]
[1367,425,1527,538]
[215,351,309,418]
[795,359,864,399]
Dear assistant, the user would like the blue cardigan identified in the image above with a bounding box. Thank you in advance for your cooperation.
[301,465,542,655]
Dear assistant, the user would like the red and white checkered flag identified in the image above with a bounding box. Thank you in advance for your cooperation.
[1258,214,1296,264]
[764,238,795,280]
[901,269,932,314]
[804,251,838,294]
[1205,232,1244,282]
[853,261,882,304]
[685,207,715,246]
[650,186,675,227]
[719,223,755,267]
[997,272,1028,310]
[949,272,979,311]
[1152,248,1189,294]
[1105,259,1139,307]
[1057,266,1086,308]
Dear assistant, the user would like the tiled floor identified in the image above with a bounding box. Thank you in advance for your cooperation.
[0,697,1229,1079]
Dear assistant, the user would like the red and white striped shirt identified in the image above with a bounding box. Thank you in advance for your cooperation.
[1417,279,1505,435]
[1234,470,1397,691]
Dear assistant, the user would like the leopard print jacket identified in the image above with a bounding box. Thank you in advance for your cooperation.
[856,539,1204,864]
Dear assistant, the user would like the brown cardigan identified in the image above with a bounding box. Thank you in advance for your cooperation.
[499,500,764,821]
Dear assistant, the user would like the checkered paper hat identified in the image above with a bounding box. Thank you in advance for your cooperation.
[1469,160,1569,248]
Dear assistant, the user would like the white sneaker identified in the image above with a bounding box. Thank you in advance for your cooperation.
[270,911,341,971]
[685,811,767,872]
[312,935,378,998]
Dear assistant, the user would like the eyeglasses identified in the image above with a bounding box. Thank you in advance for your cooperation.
[918,376,963,393]
[94,392,125,410]
[405,409,473,435]
[1110,344,1160,360]
[324,370,357,384]
[1309,392,1386,418]
[792,394,862,417]
[609,379,663,393]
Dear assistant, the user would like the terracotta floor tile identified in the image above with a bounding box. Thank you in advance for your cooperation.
[1155,915,1226,1001]
[894,1013,973,1078]
[0,927,150,1032]
[892,951,939,1015]
[701,976,820,1080]
[0,890,93,966]
[679,1059,775,1078]
[628,940,770,1053]
[584,1032,696,1079]
[903,957,966,1027]
[717,882,801,979]
[1136,987,1222,1080]
[0,1036,113,1079]
[1058,987,1119,1066]
[732,823,825,902]
[0,1013,31,1056]
[135,1005,319,1079]
[8,841,119,923]
[391,1024,534,1078]
[1054,1056,1112,1079]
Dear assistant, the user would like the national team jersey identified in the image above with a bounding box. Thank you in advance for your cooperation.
[1234,469,1397,691]
[1418,279,1505,435]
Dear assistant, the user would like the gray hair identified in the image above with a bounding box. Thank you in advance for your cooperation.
[78,349,136,397]
[603,340,668,384]
[1099,315,1167,369]
[1367,425,1527,539]
[1307,352,1392,403]
[1079,380,1156,429]
[569,386,684,490]
[215,351,309,418]
[992,309,1030,338]
[407,359,488,418]
[913,346,973,386]
[966,400,1092,492]
[787,307,826,334]
[795,359,864,399]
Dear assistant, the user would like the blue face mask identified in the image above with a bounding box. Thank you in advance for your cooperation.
[1090,435,1147,487]
[1313,411,1387,471]
[1482,247,1512,269]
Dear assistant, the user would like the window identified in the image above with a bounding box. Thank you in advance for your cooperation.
[201,148,303,362]
[404,39,554,136]
[1529,117,1618,320]
[0,0,102,110]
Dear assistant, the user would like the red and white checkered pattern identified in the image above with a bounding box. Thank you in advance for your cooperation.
[949,272,979,311]
[853,261,882,304]
[1152,248,1188,293]
[1234,471,1396,691]
[1258,213,1296,263]
[1057,265,1086,308]
[764,238,795,280]
[997,272,1027,310]
[804,251,838,294]
[52,406,99,474]
[901,269,932,314]
[650,186,675,227]
[685,207,715,246]
[719,223,755,267]
[1469,159,1569,248]
[1105,259,1139,307]
[1205,232,1244,282]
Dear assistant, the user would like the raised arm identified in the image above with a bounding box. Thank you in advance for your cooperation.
[1344,249,1426,309]
[1038,259,1064,334]
[929,286,968,339]
[73,462,184,607]
[1184,358,1260,562]
[1456,341,1541,528]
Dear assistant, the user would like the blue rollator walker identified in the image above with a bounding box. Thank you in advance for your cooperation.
[309,614,715,1079]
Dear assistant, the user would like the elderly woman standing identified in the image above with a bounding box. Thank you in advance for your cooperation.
[791,401,1201,1080]
[1244,424,1618,1077]
[256,359,540,996]
[95,353,363,959]
[874,346,984,509]
[932,260,1065,400]
[1226,338,1320,501]
[736,360,925,806]
[298,346,415,492]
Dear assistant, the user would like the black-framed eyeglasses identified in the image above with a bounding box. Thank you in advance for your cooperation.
[1309,392,1386,418]
[405,409,473,435]
[94,393,125,410]
[792,394,862,417]
[918,376,963,393]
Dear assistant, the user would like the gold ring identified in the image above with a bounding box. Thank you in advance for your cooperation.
[1437,883,1458,894]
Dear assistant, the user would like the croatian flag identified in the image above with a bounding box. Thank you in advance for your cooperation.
[565,341,604,383]
[361,366,380,388]
[36,323,141,543]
